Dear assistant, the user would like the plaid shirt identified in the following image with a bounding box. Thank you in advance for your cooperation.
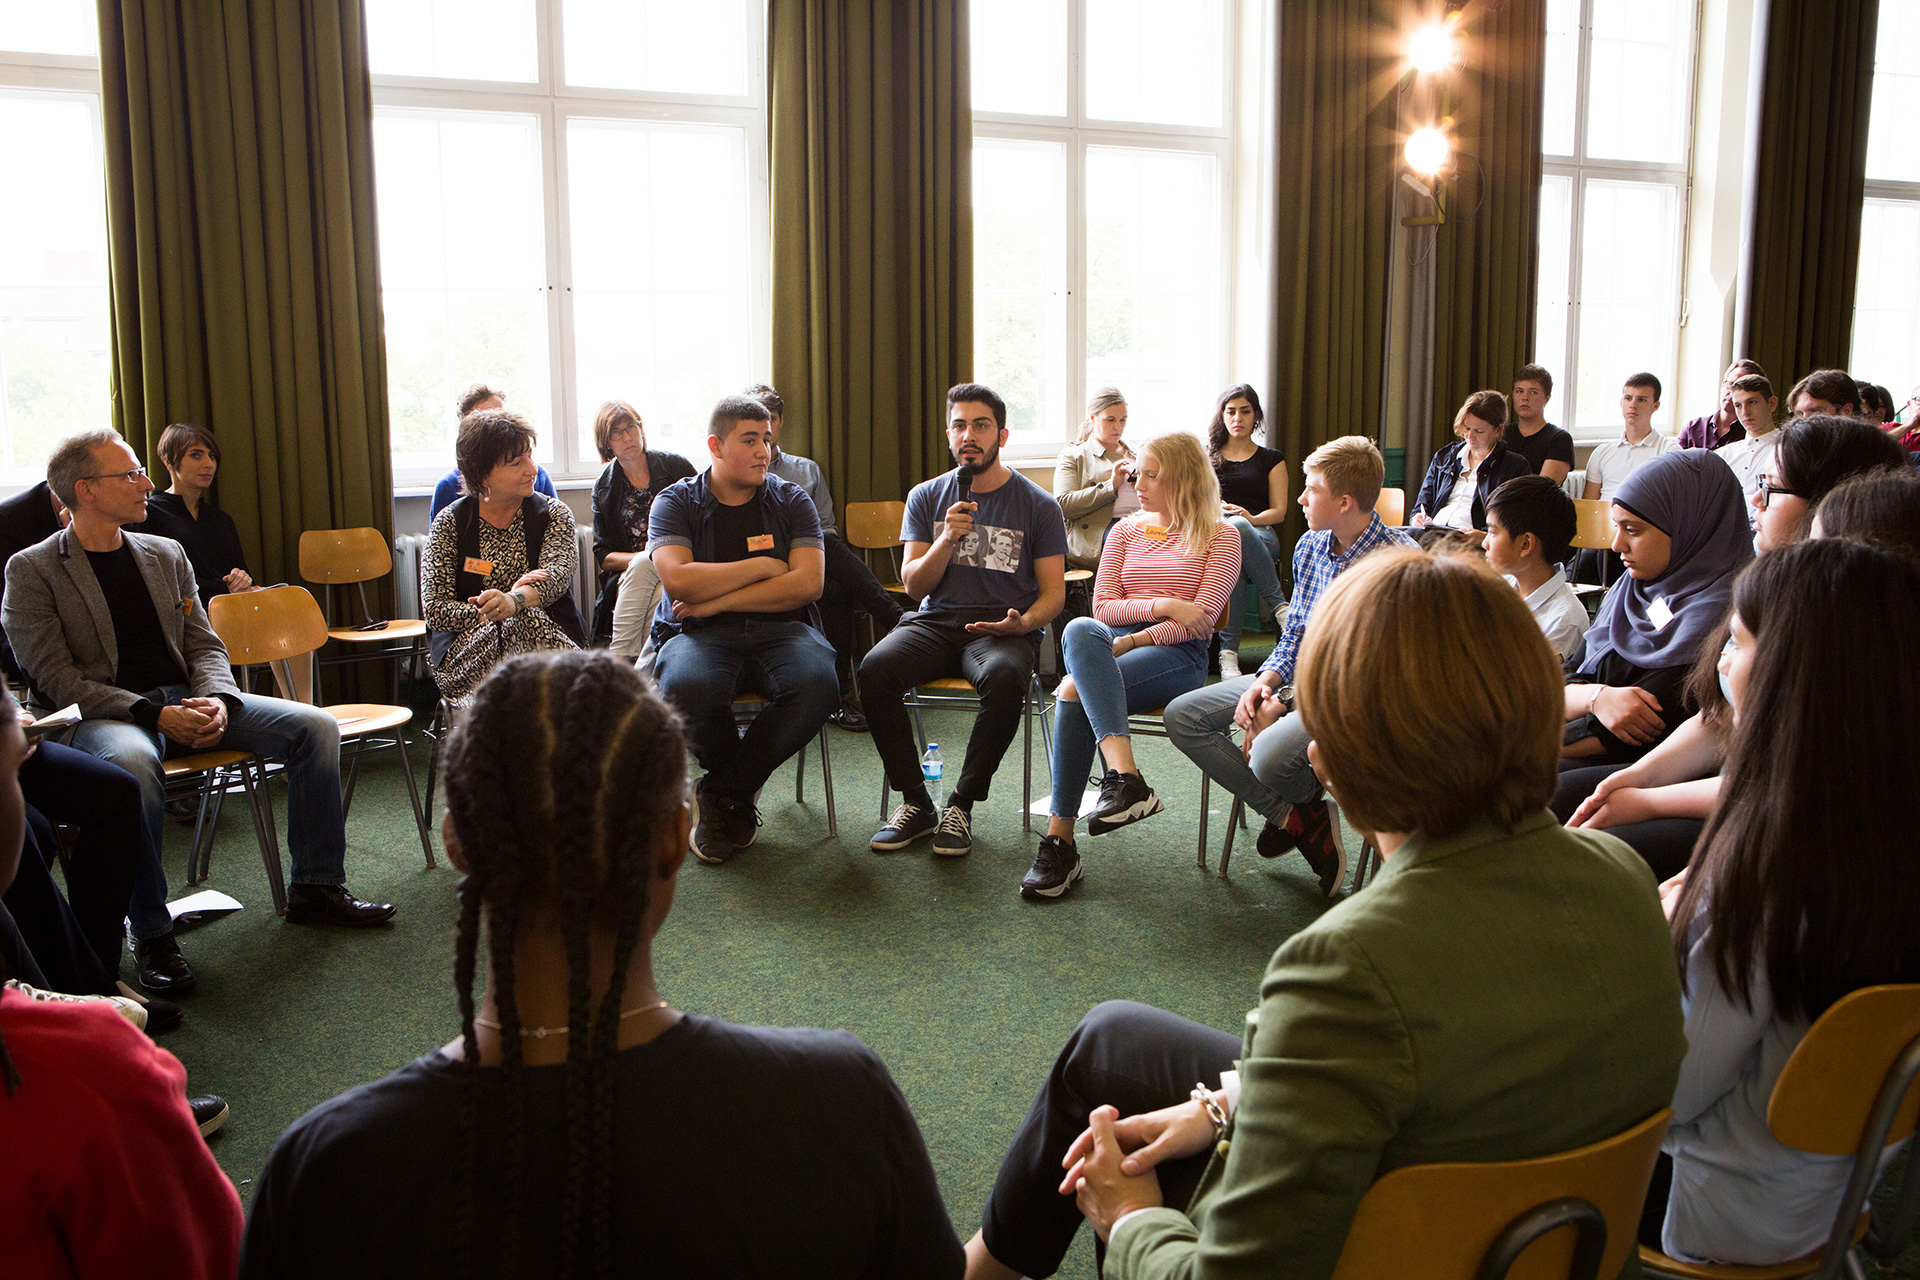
[1259,514,1416,682]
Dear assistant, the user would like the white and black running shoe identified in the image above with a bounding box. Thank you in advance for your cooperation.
[1020,835,1083,900]
[1086,769,1163,837]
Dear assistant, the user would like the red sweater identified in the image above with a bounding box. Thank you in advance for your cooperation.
[0,988,242,1279]
[1093,519,1242,645]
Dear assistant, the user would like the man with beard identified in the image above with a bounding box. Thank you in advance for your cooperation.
[858,384,1066,858]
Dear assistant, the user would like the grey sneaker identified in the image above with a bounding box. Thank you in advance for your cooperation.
[727,799,762,850]
[692,786,737,865]
[932,804,972,856]
[1020,835,1083,900]
[871,802,937,852]
[4,979,147,1030]
[1086,769,1163,837]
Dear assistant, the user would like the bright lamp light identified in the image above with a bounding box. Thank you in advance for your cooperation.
[1408,25,1454,73]
[1404,127,1451,176]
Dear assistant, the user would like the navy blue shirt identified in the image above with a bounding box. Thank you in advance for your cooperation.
[646,470,824,646]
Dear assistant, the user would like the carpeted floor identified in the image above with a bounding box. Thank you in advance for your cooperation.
[128,670,1917,1278]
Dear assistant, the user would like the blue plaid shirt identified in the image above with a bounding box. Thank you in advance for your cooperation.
[1259,513,1416,682]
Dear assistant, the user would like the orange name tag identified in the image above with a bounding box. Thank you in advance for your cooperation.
[463,557,494,575]
[746,535,776,552]
[181,597,194,617]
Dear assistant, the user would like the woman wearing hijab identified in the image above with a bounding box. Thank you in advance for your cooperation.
[1562,450,1753,766]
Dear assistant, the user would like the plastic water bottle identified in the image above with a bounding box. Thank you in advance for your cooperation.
[921,743,943,788]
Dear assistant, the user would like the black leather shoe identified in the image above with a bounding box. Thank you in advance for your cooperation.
[284,883,396,928]
[190,1094,230,1138]
[141,998,183,1035]
[128,929,197,995]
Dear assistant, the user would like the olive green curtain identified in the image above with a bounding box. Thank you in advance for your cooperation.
[1429,0,1546,450]
[1268,0,1397,541]
[96,0,392,604]
[1738,0,1879,385]
[768,0,972,507]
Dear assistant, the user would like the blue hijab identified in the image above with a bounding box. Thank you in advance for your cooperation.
[1580,449,1754,673]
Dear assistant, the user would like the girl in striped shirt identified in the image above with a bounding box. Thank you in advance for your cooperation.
[1020,432,1242,902]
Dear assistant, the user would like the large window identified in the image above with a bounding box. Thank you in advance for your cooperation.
[0,1,110,486]
[1536,0,1696,440]
[369,0,768,485]
[971,0,1234,454]
[1851,0,1920,406]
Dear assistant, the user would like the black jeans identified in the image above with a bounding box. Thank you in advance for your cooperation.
[17,740,143,975]
[1552,764,1703,880]
[857,611,1038,805]
[1,806,119,996]
[980,1000,1240,1278]
[819,531,904,693]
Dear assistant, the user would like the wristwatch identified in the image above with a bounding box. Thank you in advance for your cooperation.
[509,587,528,612]
[1275,684,1296,711]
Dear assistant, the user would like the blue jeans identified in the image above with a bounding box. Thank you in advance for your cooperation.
[68,690,346,940]
[1222,518,1285,651]
[653,620,839,801]
[1050,617,1207,821]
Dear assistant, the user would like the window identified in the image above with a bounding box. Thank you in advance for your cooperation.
[370,0,768,486]
[0,1,110,486]
[971,0,1233,454]
[1536,0,1696,441]
[1850,0,1920,407]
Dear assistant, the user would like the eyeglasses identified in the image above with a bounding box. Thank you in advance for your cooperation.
[608,422,641,439]
[1756,478,1800,510]
[81,467,148,486]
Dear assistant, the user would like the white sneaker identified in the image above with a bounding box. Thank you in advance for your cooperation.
[4,978,147,1030]
[1219,649,1241,680]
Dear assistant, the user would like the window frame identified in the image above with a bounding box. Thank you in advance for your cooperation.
[1851,0,1920,402]
[1538,0,1700,445]
[372,0,770,490]
[971,0,1239,458]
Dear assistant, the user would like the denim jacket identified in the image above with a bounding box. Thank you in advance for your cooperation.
[646,470,824,647]
[1413,438,1533,531]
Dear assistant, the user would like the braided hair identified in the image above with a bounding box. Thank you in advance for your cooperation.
[443,650,688,1278]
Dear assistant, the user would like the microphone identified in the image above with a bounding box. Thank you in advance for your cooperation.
[957,462,977,503]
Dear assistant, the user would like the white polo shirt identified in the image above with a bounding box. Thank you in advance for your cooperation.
[1585,429,1677,502]
[1716,428,1780,512]
[1516,566,1591,664]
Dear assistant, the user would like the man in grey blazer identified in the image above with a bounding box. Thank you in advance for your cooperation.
[3,430,394,994]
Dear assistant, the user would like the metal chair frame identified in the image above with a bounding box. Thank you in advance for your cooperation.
[176,750,287,911]
[732,694,837,838]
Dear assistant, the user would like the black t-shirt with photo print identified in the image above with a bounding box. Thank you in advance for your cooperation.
[703,497,810,629]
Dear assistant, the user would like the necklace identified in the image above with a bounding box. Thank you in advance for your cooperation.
[475,999,670,1040]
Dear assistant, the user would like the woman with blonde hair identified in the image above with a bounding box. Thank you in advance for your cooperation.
[1019,431,1239,901]
[1053,388,1137,571]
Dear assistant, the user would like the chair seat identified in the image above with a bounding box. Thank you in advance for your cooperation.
[1064,568,1093,582]
[918,677,978,692]
[326,704,414,735]
[1637,1213,1869,1279]
[327,619,427,643]
[883,582,909,595]
[733,693,770,707]
[163,749,254,779]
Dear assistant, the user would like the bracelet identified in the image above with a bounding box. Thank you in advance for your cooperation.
[1588,685,1601,717]
[1191,1085,1228,1142]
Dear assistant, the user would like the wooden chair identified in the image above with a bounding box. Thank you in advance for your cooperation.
[298,527,429,704]
[1376,487,1407,526]
[732,694,837,837]
[210,586,436,876]
[1570,499,1617,598]
[1330,1108,1673,1280]
[843,501,910,596]
[1639,984,1920,1280]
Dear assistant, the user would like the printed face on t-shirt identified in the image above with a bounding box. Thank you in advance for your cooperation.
[953,524,1024,573]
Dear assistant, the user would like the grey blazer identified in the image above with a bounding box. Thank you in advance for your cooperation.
[2,528,240,721]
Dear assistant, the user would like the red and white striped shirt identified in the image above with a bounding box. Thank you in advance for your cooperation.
[1093,519,1242,645]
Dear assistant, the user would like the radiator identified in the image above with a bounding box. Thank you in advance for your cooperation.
[392,527,596,622]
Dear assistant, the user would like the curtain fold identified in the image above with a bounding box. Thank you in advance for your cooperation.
[1268,0,1397,541]
[1738,0,1879,385]
[96,0,392,606]
[1429,0,1546,451]
[768,0,972,507]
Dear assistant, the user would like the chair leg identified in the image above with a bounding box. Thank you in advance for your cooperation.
[184,776,215,884]
[795,728,807,804]
[1023,677,1033,835]
[818,730,837,838]
[241,759,287,915]
[1198,773,1212,870]
[1219,798,1243,878]
[392,733,436,868]
[342,748,363,818]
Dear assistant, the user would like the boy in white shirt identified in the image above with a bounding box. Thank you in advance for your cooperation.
[1714,374,1782,520]
[1579,372,1676,583]
[1486,475,1589,668]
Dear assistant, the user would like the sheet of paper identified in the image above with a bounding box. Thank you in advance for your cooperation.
[168,889,244,921]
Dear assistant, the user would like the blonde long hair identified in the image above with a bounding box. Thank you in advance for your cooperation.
[1129,431,1222,558]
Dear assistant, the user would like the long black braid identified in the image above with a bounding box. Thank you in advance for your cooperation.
[443,650,688,1279]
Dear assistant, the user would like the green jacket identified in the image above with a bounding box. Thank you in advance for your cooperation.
[1108,810,1687,1280]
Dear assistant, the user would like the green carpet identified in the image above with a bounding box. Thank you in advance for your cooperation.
[136,683,1917,1278]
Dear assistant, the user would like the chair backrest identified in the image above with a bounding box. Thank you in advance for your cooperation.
[1375,487,1406,526]
[1767,984,1920,1156]
[843,500,907,551]
[299,527,394,584]
[1330,1109,1672,1280]
[1570,499,1613,551]
[209,586,330,705]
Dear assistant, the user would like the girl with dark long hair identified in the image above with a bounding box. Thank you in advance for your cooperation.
[1206,384,1289,677]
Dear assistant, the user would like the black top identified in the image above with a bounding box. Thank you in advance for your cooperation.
[0,482,67,680]
[589,451,697,645]
[707,496,810,628]
[1215,444,1287,514]
[85,544,187,730]
[135,491,249,607]
[1565,651,1691,764]
[237,1014,964,1280]
[1504,421,1577,476]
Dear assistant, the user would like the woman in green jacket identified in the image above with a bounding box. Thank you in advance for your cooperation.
[964,549,1687,1280]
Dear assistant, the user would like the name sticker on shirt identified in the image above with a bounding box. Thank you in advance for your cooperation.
[1647,596,1675,630]
[746,534,776,552]
[463,557,494,576]
[181,597,194,617]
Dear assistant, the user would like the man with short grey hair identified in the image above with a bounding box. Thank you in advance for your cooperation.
[6,431,394,994]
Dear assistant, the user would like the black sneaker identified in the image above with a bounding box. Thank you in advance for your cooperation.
[932,804,972,856]
[1086,770,1163,837]
[1294,797,1347,897]
[726,798,762,850]
[1020,835,1083,901]
[831,696,870,733]
[692,786,737,865]
[1256,809,1298,859]
[190,1094,230,1138]
[871,802,936,852]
